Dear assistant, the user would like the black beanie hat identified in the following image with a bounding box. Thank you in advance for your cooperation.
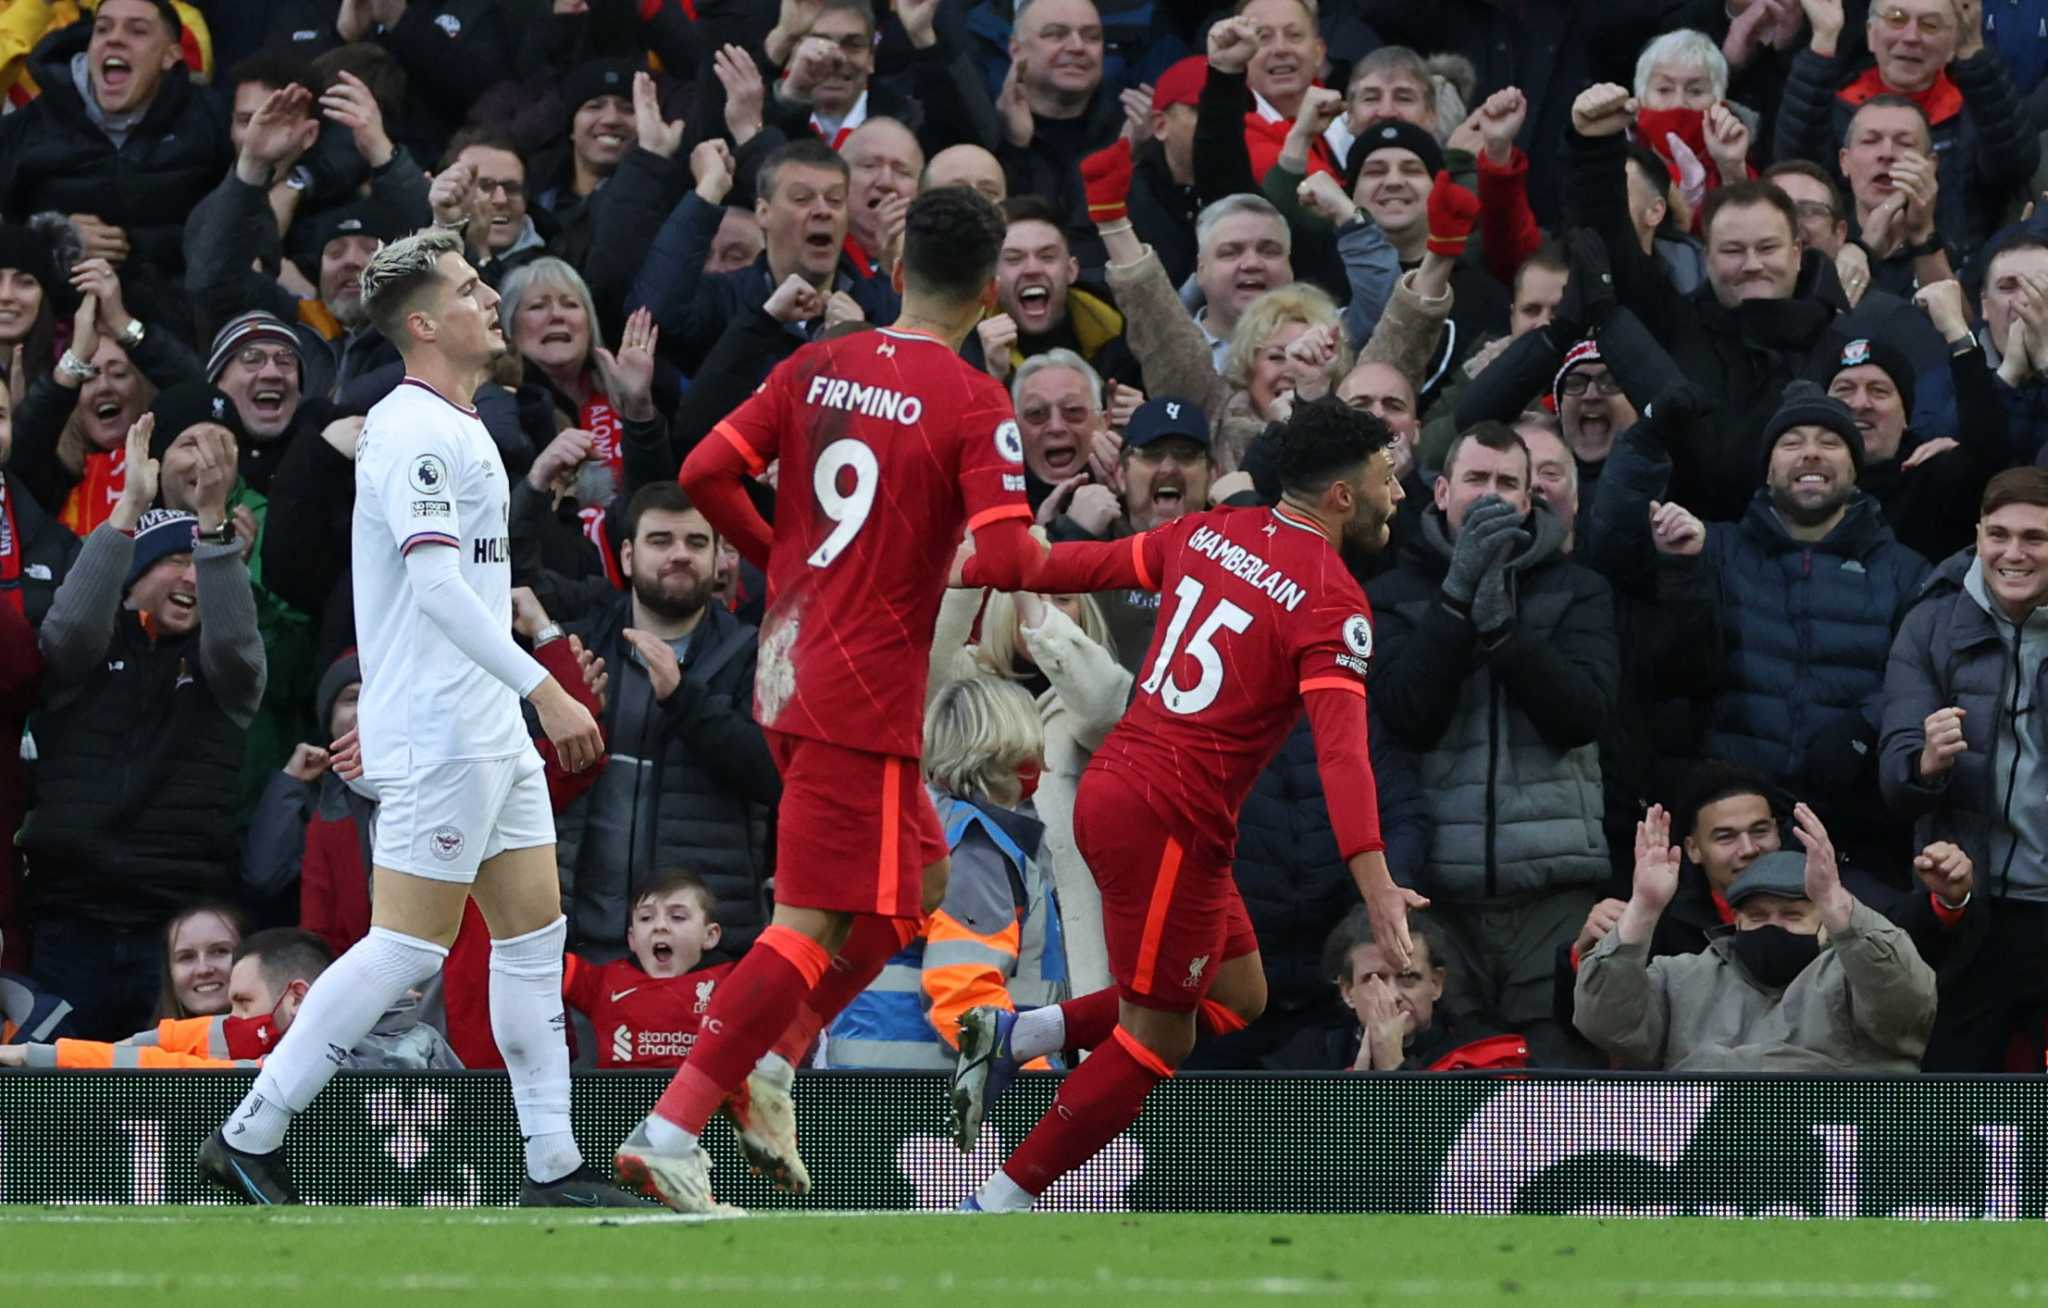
[1762,380,1864,478]
[147,381,243,461]
[1814,334,1917,420]
[315,649,361,741]
[560,59,637,131]
[1344,117,1446,196]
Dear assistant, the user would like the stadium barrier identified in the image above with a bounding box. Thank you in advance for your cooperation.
[3,1069,2042,1216]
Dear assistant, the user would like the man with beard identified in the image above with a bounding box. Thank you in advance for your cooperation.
[968,196,1140,388]
[1027,383,1214,674]
[549,482,780,963]
[1364,423,1618,1066]
[1590,380,1929,870]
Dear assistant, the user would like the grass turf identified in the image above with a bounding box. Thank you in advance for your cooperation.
[10,1207,2048,1306]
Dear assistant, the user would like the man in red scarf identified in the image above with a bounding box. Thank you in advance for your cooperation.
[1771,0,2036,266]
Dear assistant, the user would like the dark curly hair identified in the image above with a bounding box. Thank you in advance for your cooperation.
[1269,393,1394,497]
[901,184,1007,304]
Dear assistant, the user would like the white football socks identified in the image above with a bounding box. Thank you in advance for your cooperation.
[489,915,582,1184]
[226,926,448,1154]
[975,1169,1035,1212]
[1008,1006,1066,1062]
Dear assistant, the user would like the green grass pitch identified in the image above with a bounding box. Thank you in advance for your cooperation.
[11,1207,2048,1306]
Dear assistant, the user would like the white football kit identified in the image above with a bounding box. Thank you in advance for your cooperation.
[352,378,551,882]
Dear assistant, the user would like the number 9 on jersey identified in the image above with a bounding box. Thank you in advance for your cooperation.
[808,438,880,568]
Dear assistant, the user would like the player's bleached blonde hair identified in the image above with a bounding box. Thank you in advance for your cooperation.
[972,589,1117,683]
[1222,281,1349,396]
[923,674,1045,806]
[360,227,462,344]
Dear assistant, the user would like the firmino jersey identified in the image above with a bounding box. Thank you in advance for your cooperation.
[708,327,1033,759]
[351,378,529,779]
[1034,503,1386,864]
[562,955,736,1069]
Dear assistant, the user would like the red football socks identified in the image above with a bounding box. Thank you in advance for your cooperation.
[1003,1026,1170,1197]
[1057,989,1248,1059]
[1057,988,1121,1057]
[651,925,828,1134]
[770,913,920,1066]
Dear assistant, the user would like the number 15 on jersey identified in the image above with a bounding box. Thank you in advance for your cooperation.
[1141,576,1253,716]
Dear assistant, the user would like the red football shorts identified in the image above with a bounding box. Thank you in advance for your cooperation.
[1072,769,1257,1013]
[766,729,946,919]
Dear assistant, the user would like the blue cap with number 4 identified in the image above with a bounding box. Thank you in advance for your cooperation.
[1125,397,1210,450]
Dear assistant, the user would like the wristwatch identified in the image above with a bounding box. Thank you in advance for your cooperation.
[1903,231,1945,259]
[117,318,146,349]
[196,519,236,547]
[532,623,565,647]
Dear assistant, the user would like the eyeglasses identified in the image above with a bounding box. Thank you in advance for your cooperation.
[476,177,525,200]
[1792,200,1840,225]
[1874,7,1953,36]
[1561,373,1623,398]
[1131,443,1208,467]
[233,346,297,371]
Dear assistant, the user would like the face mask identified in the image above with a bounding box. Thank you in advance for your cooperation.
[221,996,289,1059]
[1729,923,1820,988]
[1015,758,1042,803]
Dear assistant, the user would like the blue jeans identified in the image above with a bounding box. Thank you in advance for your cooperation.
[29,914,162,1040]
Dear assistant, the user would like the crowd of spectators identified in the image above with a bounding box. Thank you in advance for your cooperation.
[2,0,2047,1079]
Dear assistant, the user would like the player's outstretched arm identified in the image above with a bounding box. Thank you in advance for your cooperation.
[1304,685,1429,969]
[961,519,1159,595]
[400,542,603,771]
[679,428,774,570]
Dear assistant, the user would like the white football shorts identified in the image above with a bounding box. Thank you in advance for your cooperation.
[369,748,554,883]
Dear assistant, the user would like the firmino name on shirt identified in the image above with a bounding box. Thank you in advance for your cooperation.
[805,374,925,425]
[1187,525,1305,611]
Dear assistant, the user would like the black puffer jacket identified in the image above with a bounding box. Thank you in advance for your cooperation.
[0,24,229,277]
[554,595,780,959]
[1588,425,1931,792]
[1366,503,1620,904]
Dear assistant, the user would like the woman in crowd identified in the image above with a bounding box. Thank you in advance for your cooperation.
[154,902,245,1023]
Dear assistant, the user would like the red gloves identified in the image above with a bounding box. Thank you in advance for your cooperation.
[1425,170,1481,258]
[1082,139,1134,225]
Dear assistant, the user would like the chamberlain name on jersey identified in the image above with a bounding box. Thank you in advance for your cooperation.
[352,379,528,778]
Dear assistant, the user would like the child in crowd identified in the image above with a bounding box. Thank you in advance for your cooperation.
[828,675,1068,1070]
[564,869,734,1069]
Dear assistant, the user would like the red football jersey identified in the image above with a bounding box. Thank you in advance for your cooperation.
[1030,503,1385,864]
[710,327,1033,758]
[562,955,735,1069]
